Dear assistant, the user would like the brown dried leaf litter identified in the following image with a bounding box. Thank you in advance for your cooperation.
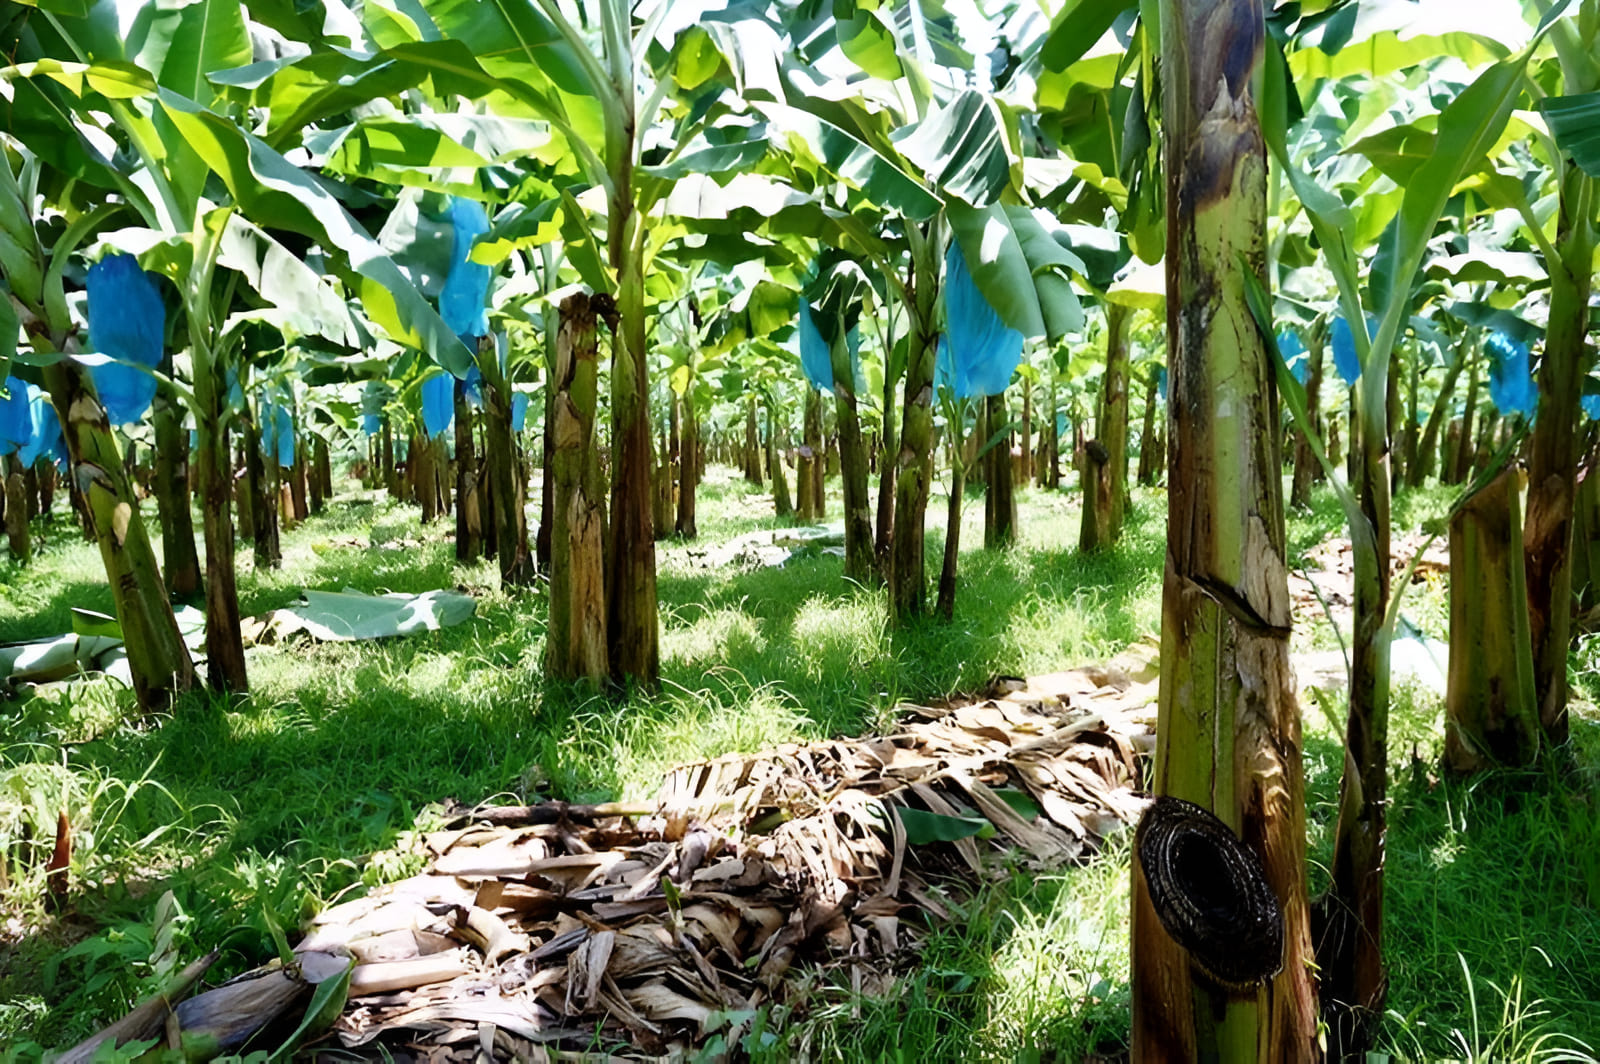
[137,648,1158,1061]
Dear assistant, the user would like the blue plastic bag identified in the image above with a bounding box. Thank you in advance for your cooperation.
[421,370,454,438]
[439,198,492,345]
[1278,331,1309,384]
[86,253,164,425]
[275,403,295,468]
[0,376,31,455]
[361,413,381,437]
[20,389,62,467]
[1330,316,1365,386]
[939,242,1023,399]
[798,301,833,392]
[1485,330,1536,420]
[511,392,529,432]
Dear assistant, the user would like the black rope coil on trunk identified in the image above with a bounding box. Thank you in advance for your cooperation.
[1137,796,1285,990]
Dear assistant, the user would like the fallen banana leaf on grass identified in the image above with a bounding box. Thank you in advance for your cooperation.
[242,588,477,645]
[66,646,1159,1061]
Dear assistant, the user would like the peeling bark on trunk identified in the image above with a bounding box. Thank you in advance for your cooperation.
[1524,166,1594,749]
[455,382,482,564]
[1446,468,1540,772]
[547,292,608,686]
[1132,0,1319,1059]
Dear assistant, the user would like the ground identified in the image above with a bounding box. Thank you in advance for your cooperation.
[2,467,1599,1061]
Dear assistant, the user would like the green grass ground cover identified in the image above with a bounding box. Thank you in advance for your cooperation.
[2,467,1597,1061]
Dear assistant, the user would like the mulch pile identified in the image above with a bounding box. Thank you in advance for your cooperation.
[66,649,1159,1062]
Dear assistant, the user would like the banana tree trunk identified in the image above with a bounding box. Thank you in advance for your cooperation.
[889,223,942,625]
[767,403,793,518]
[1020,382,1033,485]
[744,395,762,484]
[936,444,966,622]
[152,382,201,600]
[1321,281,1397,1058]
[604,177,662,688]
[1291,331,1326,507]
[289,444,309,523]
[1101,301,1131,537]
[875,376,896,572]
[4,456,27,564]
[42,358,197,705]
[547,291,608,686]
[1452,348,1481,485]
[1137,366,1161,486]
[1446,467,1539,772]
[245,415,279,571]
[1524,166,1595,749]
[1132,1,1319,1059]
[1407,337,1467,489]
[454,381,482,564]
[313,435,331,512]
[984,393,1016,549]
[798,387,820,522]
[193,366,247,693]
[830,330,873,583]
[676,394,699,539]
[381,418,399,500]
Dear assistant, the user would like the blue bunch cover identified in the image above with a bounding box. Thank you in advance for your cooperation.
[939,242,1023,399]
[1582,383,1600,422]
[361,412,381,437]
[439,197,492,348]
[796,301,861,394]
[1278,330,1309,384]
[1155,365,1167,402]
[421,370,454,438]
[86,253,164,425]
[797,301,833,392]
[20,389,62,467]
[464,365,483,409]
[511,392,529,432]
[1485,330,1536,420]
[275,404,295,467]
[259,398,296,467]
[1329,315,1368,386]
[1,376,32,455]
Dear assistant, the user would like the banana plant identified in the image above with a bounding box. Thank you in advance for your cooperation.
[4,0,473,693]
[1253,6,1571,1049]
[0,142,196,709]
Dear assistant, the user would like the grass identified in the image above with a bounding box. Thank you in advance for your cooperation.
[2,469,1598,1061]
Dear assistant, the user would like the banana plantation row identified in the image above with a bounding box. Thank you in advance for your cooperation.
[3,0,1598,1059]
